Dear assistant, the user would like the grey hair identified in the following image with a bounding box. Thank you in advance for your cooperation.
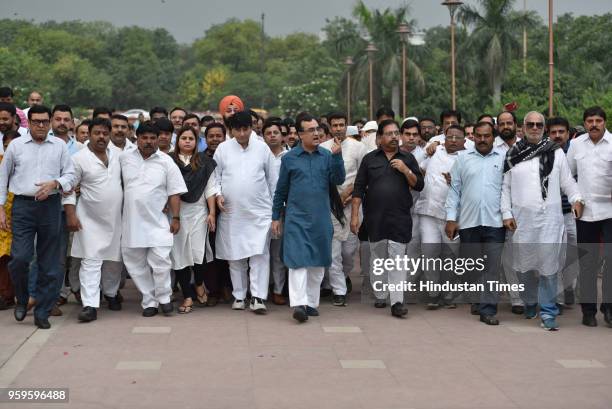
[524,111,545,124]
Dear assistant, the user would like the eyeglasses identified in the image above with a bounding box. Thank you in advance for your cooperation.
[525,122,544,129]
[382,131,400,137]
[302,127,322,134]
[30,119,50,127]
[403,132,420,137]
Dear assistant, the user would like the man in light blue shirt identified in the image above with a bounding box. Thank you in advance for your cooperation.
[0,105,75,329]
[445,121,506,325]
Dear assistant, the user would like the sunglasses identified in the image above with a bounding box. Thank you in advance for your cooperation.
[525,122,544,129]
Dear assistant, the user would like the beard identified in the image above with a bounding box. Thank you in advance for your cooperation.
[500,129,515,141]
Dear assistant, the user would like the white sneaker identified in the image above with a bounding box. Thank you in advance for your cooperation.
[250,297,267,314]
[232,299,246,310]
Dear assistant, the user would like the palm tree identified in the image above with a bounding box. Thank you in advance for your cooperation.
[458,0,538,108]
[348,1,425,117]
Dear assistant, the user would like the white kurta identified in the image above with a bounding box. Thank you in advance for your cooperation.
[171,173,218,270]
[63,147,123,261]
[120,149,187,248]
[414,148,459,221]
[213,135,274,260]
[501,148,582,275]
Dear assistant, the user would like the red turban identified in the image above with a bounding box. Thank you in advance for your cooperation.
[218,95,244,114]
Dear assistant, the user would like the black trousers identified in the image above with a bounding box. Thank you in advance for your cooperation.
[577,218,612,315]
[175,264,206,300]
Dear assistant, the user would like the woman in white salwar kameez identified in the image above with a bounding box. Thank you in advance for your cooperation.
[170,126,218,314]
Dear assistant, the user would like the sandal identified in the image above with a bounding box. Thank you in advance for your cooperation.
[178,299,194,314]
[194,286,208,307]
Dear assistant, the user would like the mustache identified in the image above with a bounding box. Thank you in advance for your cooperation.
[590,126,600,132]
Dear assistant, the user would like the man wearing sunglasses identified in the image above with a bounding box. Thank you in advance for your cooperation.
[0,104,76,329]
[501,111,583,331]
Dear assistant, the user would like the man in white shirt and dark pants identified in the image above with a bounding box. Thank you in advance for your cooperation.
[567,106,612,327]
[120,121,187,317]
[63,117,124,322]
[214,111,275,314]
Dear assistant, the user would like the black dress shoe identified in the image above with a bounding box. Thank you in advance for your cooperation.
[305,306,319,316]
[511,305,525,315]
[332,295,346,307]
[78,306,97,322]
[105,295,122,311]
[293,306,308,323]
[582,314,597,327]
[346,276,352,294]
[160,303,174,316]
[14,304,27,321]
[142,307,158,317]
[480,315,499,325]
[116,290,124,303]
[374,300,387,308]
[34,317,51,329]
[320,288,332,298]
[391,302,408,318]
[470,303,480,315]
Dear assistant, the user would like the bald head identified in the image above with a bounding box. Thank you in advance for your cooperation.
[27,91,43,107]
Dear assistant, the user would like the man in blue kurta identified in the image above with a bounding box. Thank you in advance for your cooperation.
[272,113,345,323]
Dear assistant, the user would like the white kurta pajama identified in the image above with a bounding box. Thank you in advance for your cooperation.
[63,147,124,308]
[213,135,275,300]
[120,148,187,309]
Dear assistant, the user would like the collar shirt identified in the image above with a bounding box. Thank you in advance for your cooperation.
[320,136,367,193]
[120,148,187,248]
[415,148,460,220]
[353,149,424,243]
[109,138,135,154]
[494,136,521,154]
[269,149,288,194]
[0,133,75,205]
[426,133,475,154]
[445,149,504,229]
[47,131,84,156]
[63,147,123,261]
[566,130,612,222]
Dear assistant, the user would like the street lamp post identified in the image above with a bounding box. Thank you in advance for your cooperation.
[344,56,353,123]
[396,23,411,118]
[366,42,378,120]
[442,0,463,111]
[548,0,554,117]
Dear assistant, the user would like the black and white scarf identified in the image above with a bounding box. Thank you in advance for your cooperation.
[503,137,560,200]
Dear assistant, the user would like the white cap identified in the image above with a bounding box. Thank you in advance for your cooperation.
[346,125,359,136]
[402,116,418,125]
[362,120,378,132]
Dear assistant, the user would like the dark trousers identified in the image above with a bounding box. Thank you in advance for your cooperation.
[577,218,612,315]
[175,264,206,300]
[8,195,62,320]
[459,226,506,317]
[0,255,14,301]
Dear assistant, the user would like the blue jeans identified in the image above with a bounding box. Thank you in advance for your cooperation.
[459,226,506,317]
[519,271,558,320]
[8,195,62,320]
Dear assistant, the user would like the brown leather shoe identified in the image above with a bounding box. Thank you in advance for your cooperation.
[27,297,36,311]
[50,305,63,316]
[56,296,68,306]
[272,293,287,305]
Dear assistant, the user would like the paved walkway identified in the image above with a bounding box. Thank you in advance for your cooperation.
[1,280,612,409]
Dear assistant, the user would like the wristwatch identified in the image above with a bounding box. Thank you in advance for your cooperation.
[172,216,180,220]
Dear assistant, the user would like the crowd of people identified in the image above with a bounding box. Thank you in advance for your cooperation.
[0,85,610,331]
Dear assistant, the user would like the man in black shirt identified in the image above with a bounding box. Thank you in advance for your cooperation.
[351,119,424,317]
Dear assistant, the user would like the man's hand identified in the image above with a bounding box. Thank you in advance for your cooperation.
[206,214,216,232]
[340,185,354,206]
[503,218,517,231]
[426,141,440,156]
[66,212,83,232]
[35,180,58,201]
[216,195,227,212]
[170,218,180,234]
[350,214,360,235]
[572,200,584,219]
[271,220,282,238]
[331,137,342,155]
[390,159,410,175]
[445,221,459,241]
[442,172,451,186]
[0,208,9,232]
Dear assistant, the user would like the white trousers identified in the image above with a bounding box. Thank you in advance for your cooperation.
[79,259,123,308]
[289,267,325,308]
[369,240,410,305]
[502,231,524,306]
[228,253,270,300]
[419,215,459,299]
[122,246,172,309]
[558,212,579,302]
[270,238,287,294]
